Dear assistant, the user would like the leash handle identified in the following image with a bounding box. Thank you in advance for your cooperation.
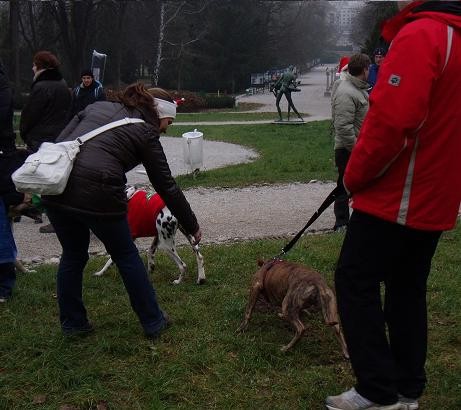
[278,186,340,257]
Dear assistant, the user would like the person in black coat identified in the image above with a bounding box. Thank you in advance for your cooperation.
[42,83,201,338]
[0,62,30,301]
[68,68,106,120]
[0,61,15,153]
[19,51,71,153]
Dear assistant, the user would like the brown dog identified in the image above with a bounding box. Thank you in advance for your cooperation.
[238,259,349,358]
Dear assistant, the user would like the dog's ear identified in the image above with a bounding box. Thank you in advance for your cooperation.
[257,259,265,267]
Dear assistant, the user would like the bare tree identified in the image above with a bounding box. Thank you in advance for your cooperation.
[45,0,103,82]
[8,0,20,90]
[351,1,397,53]
[151,0,212,86]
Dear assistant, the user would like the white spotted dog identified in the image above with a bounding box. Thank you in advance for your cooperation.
[94,186,205,285]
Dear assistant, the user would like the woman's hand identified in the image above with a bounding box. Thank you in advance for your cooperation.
[192,227,202,245]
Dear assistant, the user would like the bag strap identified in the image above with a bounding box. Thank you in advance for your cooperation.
[75,117,145,145]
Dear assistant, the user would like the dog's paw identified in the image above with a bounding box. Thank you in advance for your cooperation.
[236,322,248,333]
[280,345,290,353]
[196,278,206,285]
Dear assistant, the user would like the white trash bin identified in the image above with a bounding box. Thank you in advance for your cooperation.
[182,129,203,173]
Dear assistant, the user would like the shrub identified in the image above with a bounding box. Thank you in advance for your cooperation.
[204,95,235,109]
[168,90,206,112]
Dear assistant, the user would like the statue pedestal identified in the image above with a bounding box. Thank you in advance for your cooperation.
[272,118,305,125]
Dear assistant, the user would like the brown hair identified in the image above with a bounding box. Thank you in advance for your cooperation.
[109,83,158,124]
[147,87,174,103]
[33,51,60,70]
[118,83,155,110]
[348,53,371,77]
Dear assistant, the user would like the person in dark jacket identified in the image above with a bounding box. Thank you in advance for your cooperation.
[42,83,201,338]
[0,147,31,302]
[68,68,106,120]
[0,61,15,152]
[366,47,387,93]
[0,62,27,302]
[19,50,71,153]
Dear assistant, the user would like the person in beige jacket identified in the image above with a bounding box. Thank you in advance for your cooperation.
[331,53,371,231]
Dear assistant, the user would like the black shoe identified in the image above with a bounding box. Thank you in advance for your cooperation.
[333,224,347,232]
[145,311,171,340]
[62,323,94,337]
[39,223,55,233]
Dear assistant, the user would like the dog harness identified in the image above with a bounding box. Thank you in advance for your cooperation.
[127,190,166,238]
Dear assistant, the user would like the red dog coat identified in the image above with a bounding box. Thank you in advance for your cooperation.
[126,191,166,239]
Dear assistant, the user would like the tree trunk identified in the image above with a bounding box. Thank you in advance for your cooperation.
[152,1,165,86]
[113,2,127,89]
[8,0,21,92]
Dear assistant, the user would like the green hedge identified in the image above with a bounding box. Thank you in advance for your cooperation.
[169,90,235,111]
[204,94,235,109]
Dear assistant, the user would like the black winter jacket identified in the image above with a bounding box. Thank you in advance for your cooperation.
[42,101,199,235]
[20,68,71,152]
[69,79,106,120]
[0,62,15,151]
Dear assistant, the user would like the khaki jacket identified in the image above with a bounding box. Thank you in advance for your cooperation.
[331,73,369,151]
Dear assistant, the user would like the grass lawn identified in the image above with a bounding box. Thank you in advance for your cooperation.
[1,229,460,409]
[175,112,307,123]
[169,121,335,189]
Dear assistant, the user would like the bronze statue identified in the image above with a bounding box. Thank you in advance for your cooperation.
[271,66,304,122]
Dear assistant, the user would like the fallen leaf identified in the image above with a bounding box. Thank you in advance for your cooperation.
[33,394,47,404]
[97,400,109,410]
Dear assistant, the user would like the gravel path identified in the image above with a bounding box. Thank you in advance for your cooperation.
[14,66,338,264]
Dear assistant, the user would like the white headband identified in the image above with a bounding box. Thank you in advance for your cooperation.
[154,98,177,119]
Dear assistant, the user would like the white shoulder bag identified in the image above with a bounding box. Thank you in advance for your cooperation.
[12,117,145,195]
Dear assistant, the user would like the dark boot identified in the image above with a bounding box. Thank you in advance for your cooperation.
[39,223,55,234]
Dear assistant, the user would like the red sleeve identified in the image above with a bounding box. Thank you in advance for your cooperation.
[344,19,445,194]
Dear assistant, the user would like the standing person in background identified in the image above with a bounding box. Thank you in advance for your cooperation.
[331,53,370,232]
[367,47,387,92]
[68,69,106,120]
[42,83,201,339]
[0,61,30,302]
[20,51,71,152]
[326,1,461,409]
[0,61,15,150]
[19,51,71,234]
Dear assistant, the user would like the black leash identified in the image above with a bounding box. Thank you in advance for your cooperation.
[274,186,340,260]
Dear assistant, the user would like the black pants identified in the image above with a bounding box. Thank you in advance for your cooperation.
[334,148,351,228]
[335,211,441,404]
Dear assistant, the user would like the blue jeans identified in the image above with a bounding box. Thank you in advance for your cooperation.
[47,207,166,335]
[0,199,16,299]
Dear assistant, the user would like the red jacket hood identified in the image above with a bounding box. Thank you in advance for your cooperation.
[382,1,461,43]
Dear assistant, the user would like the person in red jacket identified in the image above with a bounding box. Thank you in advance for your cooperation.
[326,1,461,410]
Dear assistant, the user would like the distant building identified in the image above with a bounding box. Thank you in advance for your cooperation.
[328,1,365,48]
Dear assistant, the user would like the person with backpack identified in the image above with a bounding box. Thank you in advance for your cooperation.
[68,69,106,120]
